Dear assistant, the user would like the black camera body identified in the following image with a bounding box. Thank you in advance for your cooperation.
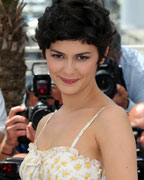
[96,58,126,98]
[18,99,55,130]
[132,126,144,179]
[18,74,56,130]
[0,157,23,180]
[18,73,59,144]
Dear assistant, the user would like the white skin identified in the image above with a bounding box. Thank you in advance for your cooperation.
[35,40,137,179]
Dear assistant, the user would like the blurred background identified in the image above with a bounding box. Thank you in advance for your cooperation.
[23,0,144,47]
[104,0,144,47]
[1,0,144,112]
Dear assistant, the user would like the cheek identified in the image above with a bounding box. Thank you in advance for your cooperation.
[47,61,60,75]
[77,62,97,77]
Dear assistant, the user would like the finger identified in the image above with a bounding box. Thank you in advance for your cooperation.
[8,106,26,119]
[4,128,27,146]
[15,129,27,137]
[7,123,27,132]
[26,127,35,142]
[116,84,128,97]
[8,129,27,139]
[6,115,28,128]
[26,123,36,142]
[13,153,27,158]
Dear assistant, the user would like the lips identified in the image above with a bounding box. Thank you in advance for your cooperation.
[59,77,79,84]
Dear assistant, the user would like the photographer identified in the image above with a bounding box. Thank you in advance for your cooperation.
[23,81,62,108]
[108,27,144,112]
[129,102,144,179]
[0,74,62,162]
[129,102,144,149]
[0,106,35,161]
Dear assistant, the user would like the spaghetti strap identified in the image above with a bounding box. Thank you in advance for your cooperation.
[71,106,107,148]
[34,113,54,144]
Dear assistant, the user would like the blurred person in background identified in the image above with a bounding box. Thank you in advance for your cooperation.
[0,105,34,161]
[109,27,144,112]
[0,89,7,143]
[128,102,144,180]
[0,82,62,161]
[129,102,144,148]
[23,82,62,107]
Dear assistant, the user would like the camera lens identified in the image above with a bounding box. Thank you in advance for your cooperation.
[31,108,51,130]
[97,75,110,90]
[96,70,116,98]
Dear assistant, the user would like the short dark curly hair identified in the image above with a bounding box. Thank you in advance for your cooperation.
[35,0,115,63]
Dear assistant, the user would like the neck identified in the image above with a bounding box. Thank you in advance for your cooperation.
[61,83,102,113]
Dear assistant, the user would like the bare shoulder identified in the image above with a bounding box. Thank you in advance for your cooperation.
[34,113,54,142]
[95,105,133,145]
[95,105,137,179]
[97,105,130,129]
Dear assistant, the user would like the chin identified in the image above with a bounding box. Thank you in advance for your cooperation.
[58,86,81,96]
[61,89,79,96]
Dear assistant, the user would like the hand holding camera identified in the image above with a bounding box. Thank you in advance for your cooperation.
[5,106,28,147]
[0,106,29,162]
[112,84,129,109]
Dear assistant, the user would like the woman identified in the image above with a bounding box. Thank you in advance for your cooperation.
[19,0,137,179]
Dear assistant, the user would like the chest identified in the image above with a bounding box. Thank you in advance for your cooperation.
[36,111,102,162]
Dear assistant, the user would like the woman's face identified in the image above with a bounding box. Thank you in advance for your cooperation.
[46,40,99,96]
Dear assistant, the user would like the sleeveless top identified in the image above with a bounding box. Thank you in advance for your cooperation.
[19,107,107,180]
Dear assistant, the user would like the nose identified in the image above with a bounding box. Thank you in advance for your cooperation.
[63,59,75,75]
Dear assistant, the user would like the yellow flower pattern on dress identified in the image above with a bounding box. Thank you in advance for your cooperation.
[57,165,60,169]
[85,174,89,179]
[76,164,81,169]
[19,109,107,180]
[86,162,90,168]
[63,172,68,176]
[72,156,76,160]
[55,158,59,163]
[62,162,66,166]
[19,143,106,180]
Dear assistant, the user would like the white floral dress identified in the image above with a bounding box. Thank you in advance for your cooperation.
[19,108,106,180]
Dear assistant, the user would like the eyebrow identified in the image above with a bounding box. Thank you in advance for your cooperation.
[50,49,91,55]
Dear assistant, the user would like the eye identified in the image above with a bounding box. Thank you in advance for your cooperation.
[51,53,64,59]
[77,55,90,61]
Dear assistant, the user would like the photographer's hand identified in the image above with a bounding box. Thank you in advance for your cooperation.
[0,106,28,161]
[26,122,35,142]
[113,84,129,109]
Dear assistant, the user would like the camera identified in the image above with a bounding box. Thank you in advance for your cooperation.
[0,157,23,180]
[96,58,126,99]
[132,126,144,179]
[18,74,57,130]
[18,62,60,144]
